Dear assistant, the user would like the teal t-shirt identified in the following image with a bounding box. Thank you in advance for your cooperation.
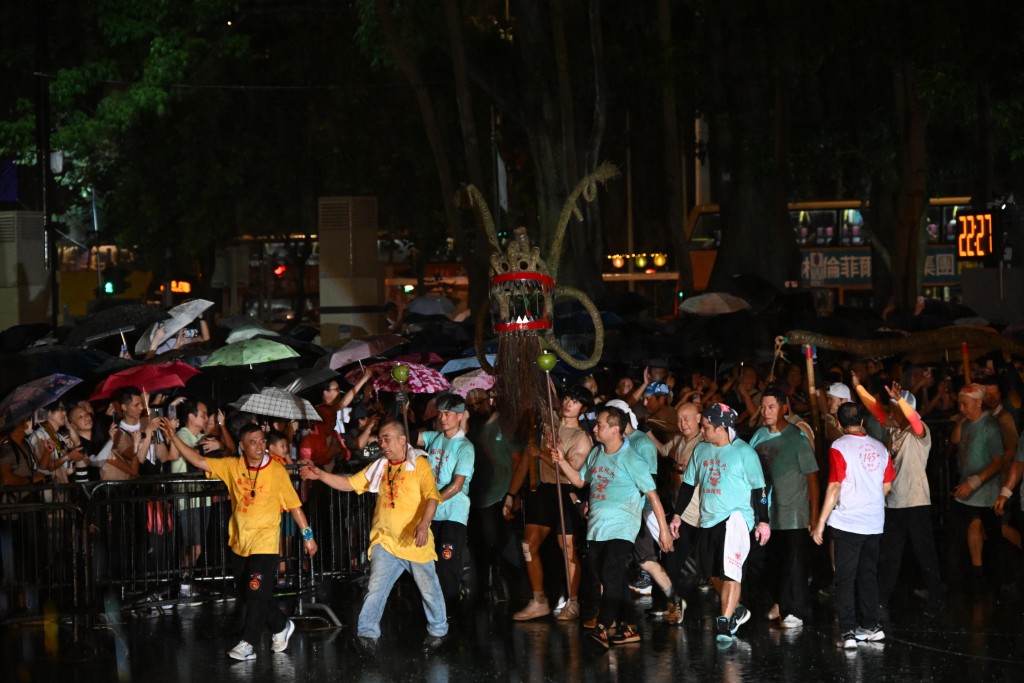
[626,429,659,513]
[682,438,766,531]
[749,424,818,530]
[468,420,521,508]
[956,415,1003,508]
[423,430,475,524]
[580,442,657,543]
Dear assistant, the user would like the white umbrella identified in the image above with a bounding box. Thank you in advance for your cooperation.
[134,299,214,353]
[226,324,277,344]
[678,292,751,316]
[236,387,321,421]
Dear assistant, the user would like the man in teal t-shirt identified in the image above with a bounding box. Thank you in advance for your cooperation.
[418,393,475,605]
[671,403,769,642]
[748,388,819,628]
[553,405,673,647]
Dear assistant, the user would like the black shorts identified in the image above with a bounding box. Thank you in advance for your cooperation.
[523,483,578,535]
[632,521,658,563]
[695,518,747,580]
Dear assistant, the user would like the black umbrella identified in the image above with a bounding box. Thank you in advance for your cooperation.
[272,366,339,395]
[64,304,171,347]
[0,323,53,353]
[254,334,327,359]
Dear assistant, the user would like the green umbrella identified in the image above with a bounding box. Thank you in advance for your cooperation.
[201,338,299,368]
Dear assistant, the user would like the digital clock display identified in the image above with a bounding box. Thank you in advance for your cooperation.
[957,213,994,259]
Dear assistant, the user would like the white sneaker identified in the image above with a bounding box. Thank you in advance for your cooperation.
[271,619,295,652]
[228,640,255,661]
[512,597,551,621]
[780,614,803,629]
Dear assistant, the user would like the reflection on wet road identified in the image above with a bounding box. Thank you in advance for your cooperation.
[3,578,1023,682]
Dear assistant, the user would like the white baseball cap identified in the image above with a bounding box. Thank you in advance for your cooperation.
[826,383,852,402]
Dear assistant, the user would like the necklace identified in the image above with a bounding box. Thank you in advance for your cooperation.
[244,456,263,498]
[386,462,401,508]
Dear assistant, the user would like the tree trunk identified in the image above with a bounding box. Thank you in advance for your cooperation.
[657,0,693,296]
[442,0,490,313]
[891,58,928,310]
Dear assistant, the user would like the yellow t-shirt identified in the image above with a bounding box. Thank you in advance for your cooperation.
[207,455,301,556]
[350,455,441,564]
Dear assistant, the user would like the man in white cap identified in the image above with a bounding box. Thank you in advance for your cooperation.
[606,399,685,625]
[948,383,1007,591]
[853,378,945,616]
[822,382,853,445]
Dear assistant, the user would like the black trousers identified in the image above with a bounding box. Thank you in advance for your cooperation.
[589,539,633,629]
[832,528,881,632]
[765,528,810,620]
[467,502,513,594]
[877,505,944,606]
[232,551,287,645]
[431,520,468,603]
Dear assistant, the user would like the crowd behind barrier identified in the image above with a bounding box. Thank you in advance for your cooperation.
[0,466,375,621]
[0,416,961,624]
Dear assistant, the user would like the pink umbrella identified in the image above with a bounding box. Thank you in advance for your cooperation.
[346,361,450,394]
[319,334,408,370]
[450,369,495,398]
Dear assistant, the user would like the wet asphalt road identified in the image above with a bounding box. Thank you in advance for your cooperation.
[3,577,1023,682]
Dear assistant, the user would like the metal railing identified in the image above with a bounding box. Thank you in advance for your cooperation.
[0,470,375,623]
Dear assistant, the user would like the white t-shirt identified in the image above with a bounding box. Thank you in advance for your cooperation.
[827,433,895,535]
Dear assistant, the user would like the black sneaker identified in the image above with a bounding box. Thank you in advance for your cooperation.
[730,605,751,634]
[715,616,733,642]
[589,624,611,648]
[355,636,378,658]
[629,571,653,595]
[609,623,641,645]
[422,634,447,652]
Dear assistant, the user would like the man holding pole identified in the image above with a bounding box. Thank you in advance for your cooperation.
[506,384,593,621]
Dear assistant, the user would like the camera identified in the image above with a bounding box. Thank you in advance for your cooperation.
[364,441,382,459]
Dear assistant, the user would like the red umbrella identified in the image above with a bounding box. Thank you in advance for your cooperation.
[345,361,450,394]
[90,361,201,400]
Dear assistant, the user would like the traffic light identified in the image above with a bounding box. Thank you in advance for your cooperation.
[101,266,127,295]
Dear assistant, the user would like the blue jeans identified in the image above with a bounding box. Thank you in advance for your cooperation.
[357,546,448,639]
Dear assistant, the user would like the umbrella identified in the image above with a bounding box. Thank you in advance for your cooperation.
[14,346,111,381]
[236,387,321,421]
[226,324,276,344]
[134,299,214,354]
[0,323,52,353]
[406,294,455,317]
[90,361,201,400]
[317,334,408,370]
[450,369,496,398]
[0,373,82,431]
[254,334,326,359]
[65,304,171,347]
[202,339,300,368]
[392,351,444,366]
[679,292,752,316]
[440,354,496,374]
[346,361,450,394]
[272,367,340,395]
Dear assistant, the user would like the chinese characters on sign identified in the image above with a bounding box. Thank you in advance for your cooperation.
[799,246,958,288]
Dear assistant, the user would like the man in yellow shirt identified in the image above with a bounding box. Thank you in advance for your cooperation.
[162,421,317,661]
[301,419,447,656]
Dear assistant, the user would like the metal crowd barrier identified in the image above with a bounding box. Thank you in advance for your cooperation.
[0,470,376,623]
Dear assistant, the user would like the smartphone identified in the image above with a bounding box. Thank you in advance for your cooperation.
[167,404,177,421]
[183,328,199,339]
